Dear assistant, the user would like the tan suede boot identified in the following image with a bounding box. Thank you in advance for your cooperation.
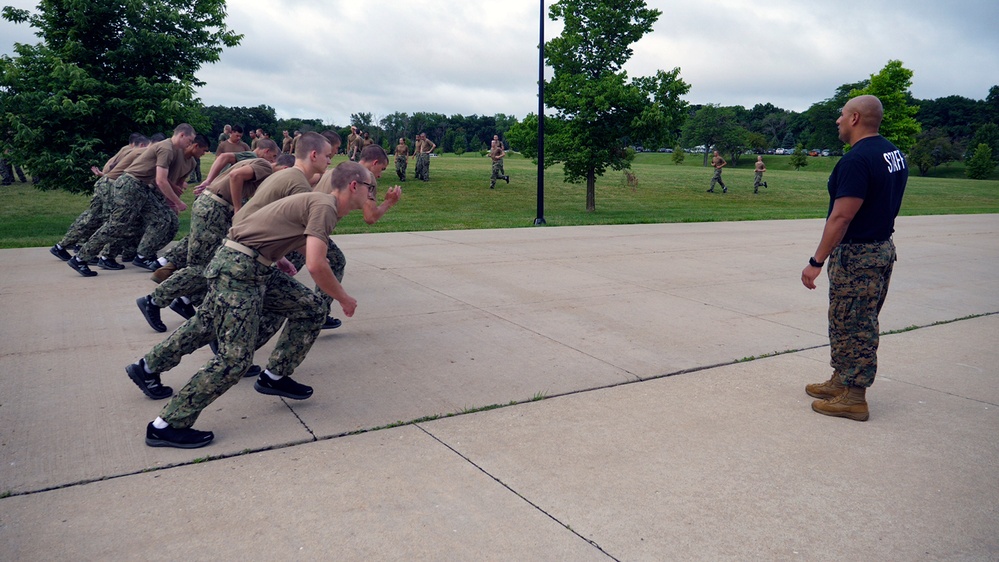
[811,386,869,421]
[805,373,846,399]
[151,262,177,284]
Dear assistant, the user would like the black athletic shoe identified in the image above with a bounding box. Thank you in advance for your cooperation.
[706,188,714,193]
[137,295,167,332]
[169,298,196,320]
[244,364,262,378]
[126,359,173,399]
[132,256,159,271]
[504,175,510,184]
[322,316,342,330]
[50,244,72,261]
[254,374,313,400]
[145,422,214,449]
[67,256,98,277]
[98,256,125,270]
[764,182,768,188]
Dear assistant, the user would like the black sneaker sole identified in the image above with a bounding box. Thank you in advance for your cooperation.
[254,379,313,400]
[98,259,125,270]
[126,363,173,399]
[146,435,214,448]
[137,296,167,333]
[50,246,71,261]
[67,258,98,277]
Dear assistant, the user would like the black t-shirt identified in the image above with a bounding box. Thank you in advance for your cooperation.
[827,135,908,241]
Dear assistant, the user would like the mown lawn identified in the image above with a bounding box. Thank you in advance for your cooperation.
[2,151,996,248]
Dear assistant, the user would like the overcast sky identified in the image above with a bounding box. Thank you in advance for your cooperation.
[2,1,998,126]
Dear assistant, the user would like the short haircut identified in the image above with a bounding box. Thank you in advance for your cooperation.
[193,134,210,148]
[230,124,244,134]
[173,123,195,137]
[255,138,279,153]
[359,144,389,166]
[149,132,166,142]
[326,161,369,193]
[320,130,342,148]
[295,131,329,159]
[275,154,296,168]
[128,132,144,145]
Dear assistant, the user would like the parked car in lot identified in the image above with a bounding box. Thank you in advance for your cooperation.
[821,149,831,157]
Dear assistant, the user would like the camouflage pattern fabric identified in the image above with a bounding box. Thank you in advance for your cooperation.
[753,171,764,189]
[709,168,725,190]
[135,189,179,259]
[77,174,154,261]
[415,153,430,181]
[395,154,407,181]
[257,238,346,345]
[827,240,896,388]
[490,159,504,188]
[163,236,190,269]
[59,176,113,248]
[150,195,233,307]
[149,247,325,429]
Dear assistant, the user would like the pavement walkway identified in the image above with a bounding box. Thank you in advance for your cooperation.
[1,215,997,560]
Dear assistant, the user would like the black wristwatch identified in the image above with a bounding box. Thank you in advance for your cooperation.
[808,257,824,268]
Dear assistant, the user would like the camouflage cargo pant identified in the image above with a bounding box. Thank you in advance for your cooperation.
[261,238,346,341]
[753,171,764,189]
[415,153,430,180]
[60,176,143,257]
[395,155,407,181]
[148,247,326,429]
[78,174,175,261]
[136,188,179,259]
[150,194,233,308]
[827,240,896,388]
[709,168,725,190]
[490,158,505,188]
[163,236,190,269]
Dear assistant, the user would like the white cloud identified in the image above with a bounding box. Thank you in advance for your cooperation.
[2,0,997,124]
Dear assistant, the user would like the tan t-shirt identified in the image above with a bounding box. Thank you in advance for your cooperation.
[394,143,408,157]
[228,192,339,262]
[123,139,183,185]
[105,147,146,180]
[216,139,251,155]
[231,166,312,224]
[102,144,132,174]
[206,158,273,205]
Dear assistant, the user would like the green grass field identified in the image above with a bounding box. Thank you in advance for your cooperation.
[1,151,996,249]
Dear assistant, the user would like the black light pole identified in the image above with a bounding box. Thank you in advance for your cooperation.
[534,0,546,225]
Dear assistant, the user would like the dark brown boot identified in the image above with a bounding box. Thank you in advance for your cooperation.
[812,386,869,421]
[805,373,846,399]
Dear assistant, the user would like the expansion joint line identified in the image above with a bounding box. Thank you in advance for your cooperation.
[413,423,622,562]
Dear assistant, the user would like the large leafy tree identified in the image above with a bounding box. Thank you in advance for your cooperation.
[850,60,920,153]
[680,104,741,166]
[544,0,689,211]
[0,1,241,193]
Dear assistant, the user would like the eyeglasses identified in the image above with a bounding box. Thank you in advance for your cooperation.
[359,181,377,199]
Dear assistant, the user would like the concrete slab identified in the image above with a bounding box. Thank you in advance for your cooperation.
[1,215,997,559]
[421,321,999,560]
[0,426,608,561]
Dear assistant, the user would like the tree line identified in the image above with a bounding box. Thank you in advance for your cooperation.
[2,0,996,200]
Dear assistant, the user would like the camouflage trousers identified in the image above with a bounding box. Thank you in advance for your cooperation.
[264,238,347,340]
[77,174,177,261]
[415,153,430,181]
[163,236,189,269]
[148,247,326,429]
[60,176,142,258]
[709,168,726,190]
[753,171,764,189]
[150,194,233,308]
[490,158,505,188]
[827,240,896,388]
[395,155,407,181]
